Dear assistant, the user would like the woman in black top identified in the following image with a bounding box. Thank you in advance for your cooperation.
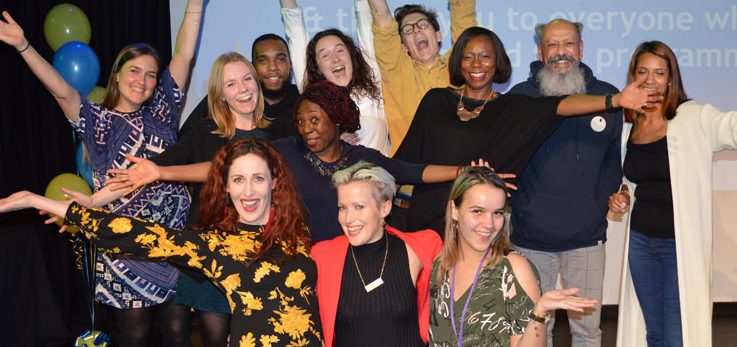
[0,139,324,347]
[394,26,654,233]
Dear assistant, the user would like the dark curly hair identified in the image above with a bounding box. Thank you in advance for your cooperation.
[296,80,360,133]
[449,27,512,87]
[304,29,381,102]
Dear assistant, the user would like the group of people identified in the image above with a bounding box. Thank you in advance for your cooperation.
[1,0,736,347]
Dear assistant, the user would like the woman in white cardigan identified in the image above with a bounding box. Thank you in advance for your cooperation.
[609,41,737,347]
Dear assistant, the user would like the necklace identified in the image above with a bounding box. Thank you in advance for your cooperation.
[350,235,389,293]
[456,88,497,121]
[303,147,350,177]
[449,246,492,347]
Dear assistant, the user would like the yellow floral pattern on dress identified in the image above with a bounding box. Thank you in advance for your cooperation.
[66,204,323,346]
[285,270,306,289]
[260,334,280,347]
[240,332,256,347]
[254,261,281,283]
[108,217,132,233]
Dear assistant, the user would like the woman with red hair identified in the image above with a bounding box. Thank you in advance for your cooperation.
[0,139,324,347]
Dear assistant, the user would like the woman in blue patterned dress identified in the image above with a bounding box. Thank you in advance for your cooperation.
[0,1,204,345]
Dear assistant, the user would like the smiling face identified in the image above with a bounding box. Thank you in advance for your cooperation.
[226,153,273,225]
[315,35,353,87]
[400,12,442,67]
[253,39,291,93]
[221,61,260,118]
[115,54,158,112]
[337,181,392,246]
[538,21,583,75]
[635,52,670,103]
[460,35,497,98]
[451,183,506,258]
[295,99,341,157]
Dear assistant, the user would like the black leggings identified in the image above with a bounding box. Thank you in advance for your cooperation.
[193,310,230,347]
[114,300,191,347]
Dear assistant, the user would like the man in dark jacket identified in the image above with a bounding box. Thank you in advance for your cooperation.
[509,19,623,347]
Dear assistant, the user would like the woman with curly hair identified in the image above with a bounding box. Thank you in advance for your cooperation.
[280,0,390,155]
[0,139,324,347]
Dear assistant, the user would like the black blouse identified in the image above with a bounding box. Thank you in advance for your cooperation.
[623,136,675,239]
[335,233,423,347]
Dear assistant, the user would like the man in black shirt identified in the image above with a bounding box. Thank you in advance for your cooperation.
[185,34,299,136]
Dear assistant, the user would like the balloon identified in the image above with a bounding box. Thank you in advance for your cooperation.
[52,41,100,95]
[44,3,92,51]
[75,144,94,188]
[45,173,93,234]
[87,86,106,104]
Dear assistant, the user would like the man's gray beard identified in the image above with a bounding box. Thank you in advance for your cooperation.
[537,63,587,96]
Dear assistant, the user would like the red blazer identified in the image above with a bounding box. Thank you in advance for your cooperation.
[311,226,443,346]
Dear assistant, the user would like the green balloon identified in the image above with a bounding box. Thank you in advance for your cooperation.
[45,173,92,201]
[87,86,106,104]
[44,3,92,51]
[45,173,93,234]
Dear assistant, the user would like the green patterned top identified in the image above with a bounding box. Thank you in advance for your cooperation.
[65,202,323,347]
[428,253,536,347]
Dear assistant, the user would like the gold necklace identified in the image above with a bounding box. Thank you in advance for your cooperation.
[457,88,497,121]
[350,235,389,293]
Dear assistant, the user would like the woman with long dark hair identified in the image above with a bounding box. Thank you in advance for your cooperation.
[0,139,324,347]
[609,41,737,347]
[0,3,204,345]
[280,0,390,154]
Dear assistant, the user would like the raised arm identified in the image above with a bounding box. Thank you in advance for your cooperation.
[0,11,81,122]
[279,0,309,92]
[355,0,381,82]
[449,0,477,42]
[366,0,393,29]
[168,0,204,88]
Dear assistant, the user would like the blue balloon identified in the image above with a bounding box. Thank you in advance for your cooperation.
[53,41,100,95]
[76,143,94,188]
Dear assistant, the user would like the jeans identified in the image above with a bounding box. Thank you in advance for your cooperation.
[628,230,683,347]
[515,244,605,347]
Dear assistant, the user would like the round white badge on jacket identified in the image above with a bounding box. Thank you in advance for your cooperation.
[591,116,606,132]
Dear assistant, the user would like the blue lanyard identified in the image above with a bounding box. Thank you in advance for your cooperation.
[449,246,492,347]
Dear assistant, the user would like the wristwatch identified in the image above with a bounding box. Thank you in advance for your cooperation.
[528,311,549,323]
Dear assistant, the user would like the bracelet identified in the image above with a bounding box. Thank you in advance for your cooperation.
[185,11,202,13]
[604,93,614,111]
[17,41,30,53]
[528,311,549,324]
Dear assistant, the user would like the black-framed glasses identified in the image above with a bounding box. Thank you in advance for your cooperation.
[400,18,431,35]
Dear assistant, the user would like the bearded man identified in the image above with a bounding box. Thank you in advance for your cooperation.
[509,19,623,347]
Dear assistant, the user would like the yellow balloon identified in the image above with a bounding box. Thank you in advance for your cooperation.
[87,86,106,104]
[44,3,92,51]
[45,173,93,234]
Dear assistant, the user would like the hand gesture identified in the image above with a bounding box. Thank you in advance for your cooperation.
[618,75,664,112]
[469,159,518,193]
[534,288,598,314]
[106,154,160,192]
[608,184,631,213]
[0,11,27,49]
[340,132,361,145]
[0,190,38,213]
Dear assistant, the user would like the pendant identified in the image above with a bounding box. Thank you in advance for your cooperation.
[364,277,384,292]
